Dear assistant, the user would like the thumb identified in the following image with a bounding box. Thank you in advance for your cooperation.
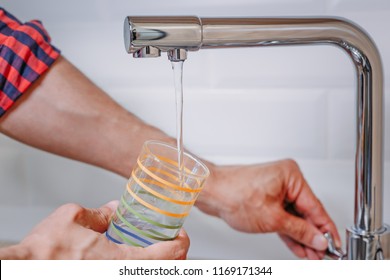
[136,229,190,260]
[280,212,328,251]
[77,200,119,233]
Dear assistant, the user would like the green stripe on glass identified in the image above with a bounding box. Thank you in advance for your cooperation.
[116,209,172,241]
[147,229,173,239]
[110,221,143,247]
[121,196,181,230]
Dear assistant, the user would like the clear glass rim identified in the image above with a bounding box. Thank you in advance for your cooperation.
[143,140,210,180]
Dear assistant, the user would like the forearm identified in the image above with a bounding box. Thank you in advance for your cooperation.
[0,54,218,212]
[0,56,173,178]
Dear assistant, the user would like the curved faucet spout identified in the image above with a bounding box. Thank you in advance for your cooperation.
[123,16,389,259]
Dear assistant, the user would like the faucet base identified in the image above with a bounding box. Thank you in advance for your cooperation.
[346,224,390,259]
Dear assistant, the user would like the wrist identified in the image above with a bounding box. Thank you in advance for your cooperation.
[195,161,225,217]
[116,122,176,179]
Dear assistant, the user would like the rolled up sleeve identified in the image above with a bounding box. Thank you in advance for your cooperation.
[0,7,61,117]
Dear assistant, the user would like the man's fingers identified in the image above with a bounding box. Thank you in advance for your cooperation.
[284,166,342,248]
[278,234,306,258]
[280,211,328,252]
[295,191,342,248]
[127,229,190,260]
[75,200,119,233]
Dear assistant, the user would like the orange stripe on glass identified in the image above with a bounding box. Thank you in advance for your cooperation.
[127,184,189,218]
[155,155,205,189]
[131,171,195,205]
[136,158,203,193]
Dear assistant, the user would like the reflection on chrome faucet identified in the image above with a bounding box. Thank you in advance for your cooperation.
[123,16,389,260]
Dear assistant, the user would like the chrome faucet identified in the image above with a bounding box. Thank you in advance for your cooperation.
[123,16,389,259]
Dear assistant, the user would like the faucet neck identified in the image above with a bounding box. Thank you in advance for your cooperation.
[124,16,386,258]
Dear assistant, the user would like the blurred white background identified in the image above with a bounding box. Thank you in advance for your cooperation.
[0,0,389,259]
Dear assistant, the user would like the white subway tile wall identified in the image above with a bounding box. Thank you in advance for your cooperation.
[0,0,389,259]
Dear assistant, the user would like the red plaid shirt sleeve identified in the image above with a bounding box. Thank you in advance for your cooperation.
[0,8,61,117]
